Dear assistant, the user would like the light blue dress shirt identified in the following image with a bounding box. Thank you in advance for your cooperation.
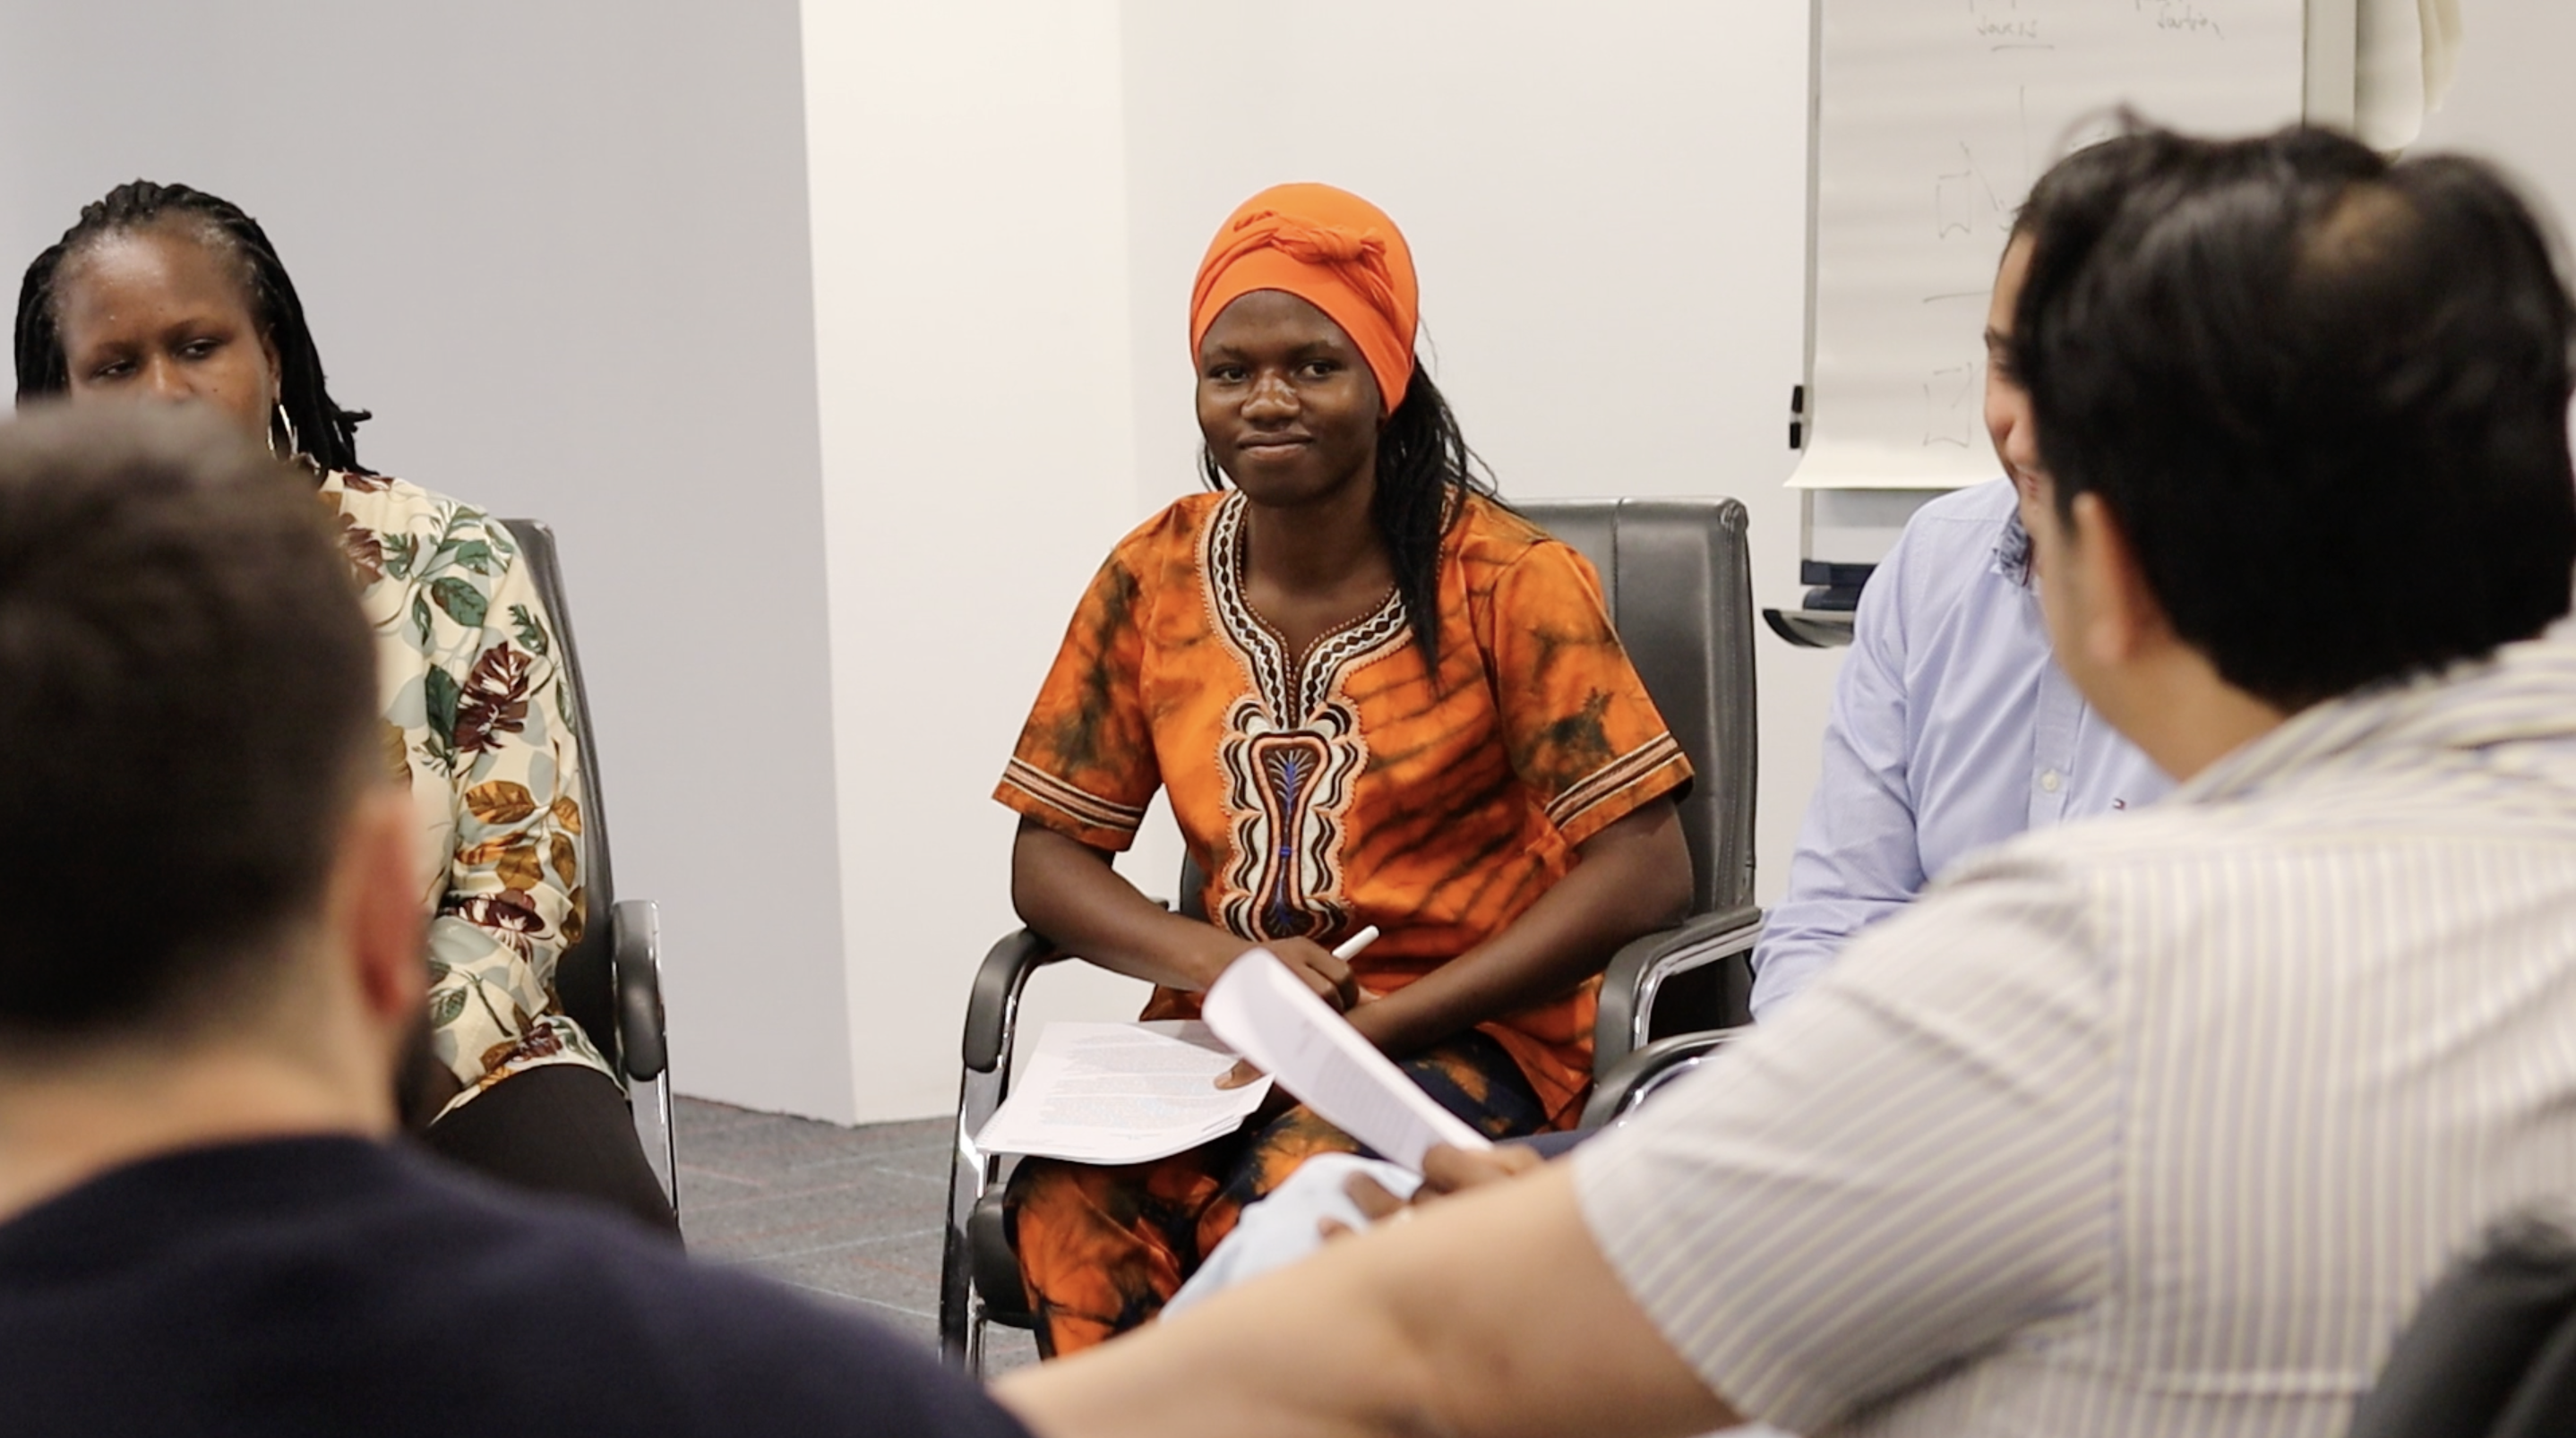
[1750,478,2172,1020]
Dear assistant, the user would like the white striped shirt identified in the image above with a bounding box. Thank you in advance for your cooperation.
[1576,621,2576,1438]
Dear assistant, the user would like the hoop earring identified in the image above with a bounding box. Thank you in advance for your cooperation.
[270,401,300,461]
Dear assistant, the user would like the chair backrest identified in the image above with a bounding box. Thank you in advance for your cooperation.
[1171,498,1758,920]
[2348,1211,2576,1438]
[494,518,622,1069]
[1517,498,1757,916]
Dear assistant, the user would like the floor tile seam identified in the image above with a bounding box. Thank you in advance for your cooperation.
[690,1222,930,1254]
[708,1224,943,1263]
[665,1109,790,1135]
[676,1177,945,1213]
[672,1169,771,1189]
[777,1142,951,1172]
[672,1107,940,1132]
[863,1165,944,1185]
[758,1276,937,1323]
[675,1142,945,1177]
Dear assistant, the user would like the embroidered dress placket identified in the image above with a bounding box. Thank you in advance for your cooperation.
[1199,494,1412,943]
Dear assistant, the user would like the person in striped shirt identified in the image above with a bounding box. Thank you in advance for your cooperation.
[1001,122,2576,1438]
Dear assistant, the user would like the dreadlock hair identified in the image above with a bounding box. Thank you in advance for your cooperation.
[1200,362,1501,667]
[13,180,373,475]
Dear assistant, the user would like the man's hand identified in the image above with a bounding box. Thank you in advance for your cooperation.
[1324,1142,1548,1237]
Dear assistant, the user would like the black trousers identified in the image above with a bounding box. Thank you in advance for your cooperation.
[418,1065,681,1241]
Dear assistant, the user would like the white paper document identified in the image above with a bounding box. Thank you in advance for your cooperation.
[1202,949,1492,1172]
[973,1021,1272,1165]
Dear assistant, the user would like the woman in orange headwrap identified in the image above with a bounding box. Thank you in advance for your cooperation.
[995,183,1695,1355]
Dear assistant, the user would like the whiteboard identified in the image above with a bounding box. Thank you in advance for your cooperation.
[1791,0,2313,491]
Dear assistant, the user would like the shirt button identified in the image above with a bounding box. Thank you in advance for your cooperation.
[2039,769,2064,793]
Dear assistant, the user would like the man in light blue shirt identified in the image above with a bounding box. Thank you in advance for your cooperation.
[1754,130,2176,1018]
[1751,476,2170,1018]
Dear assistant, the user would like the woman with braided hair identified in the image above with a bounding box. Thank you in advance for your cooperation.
[995,182,1696,1354]
[14,180,674,1236]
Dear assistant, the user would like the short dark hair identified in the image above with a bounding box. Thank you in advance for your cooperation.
[0,403,378,1045]
[15,180,374,475]
[2009,131,2167,254]
[2013,123,2576,709]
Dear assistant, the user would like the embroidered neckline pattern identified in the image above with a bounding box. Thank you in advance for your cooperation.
[1198,492,1413,941]
[1203,492,1411,724]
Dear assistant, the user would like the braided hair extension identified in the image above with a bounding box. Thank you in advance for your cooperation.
[1201,363,1502,668]
[14,180,373,475]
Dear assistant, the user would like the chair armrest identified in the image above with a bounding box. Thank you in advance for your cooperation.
[1593,904,1763,1073]
[611,900,667,1083]
[963,928,1069,1074]
[967,1187,1035,1324]
[1580,1027,1747,1130]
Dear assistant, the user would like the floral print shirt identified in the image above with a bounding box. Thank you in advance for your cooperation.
[323,470,614,1115]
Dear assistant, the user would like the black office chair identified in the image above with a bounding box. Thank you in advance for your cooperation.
[2346,1211,2576,1438]
[1578,1028,1742,1129]
[495,518,678,1218]
[938,498,1762,1371]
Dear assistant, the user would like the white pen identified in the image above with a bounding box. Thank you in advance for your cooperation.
[1335,926,1385,1005]
[1215,926,1387,1089]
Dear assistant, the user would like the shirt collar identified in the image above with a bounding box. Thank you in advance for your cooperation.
[2178,620,2576,805]
[1992,508,2033,588]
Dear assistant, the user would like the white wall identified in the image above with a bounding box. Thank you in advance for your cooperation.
[2415,3,2576,230]
[0,0,857,1122]
[801,1,1155,1120]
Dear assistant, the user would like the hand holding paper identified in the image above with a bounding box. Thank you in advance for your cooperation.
[1201,947,1492,1173]
[1214,925,1379,1091]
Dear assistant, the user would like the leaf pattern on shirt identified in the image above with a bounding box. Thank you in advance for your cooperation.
[465,780,538,826]
[451,891,545,958]
[382,720,412,784]
[322,469,612,1107]
[421,665,461,772]
[482,1022,565,1076]
[494,843,544,894]
[454,645,532,757]
[381,532,419,581]
[430,576,489,629]
[335,510,386,582]
[510,602,552,656]
[446,538,495,577]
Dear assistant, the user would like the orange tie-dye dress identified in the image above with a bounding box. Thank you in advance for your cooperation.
[995,489,1689,1354]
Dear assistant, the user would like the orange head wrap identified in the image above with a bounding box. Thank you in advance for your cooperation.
[1189,183,1420,415]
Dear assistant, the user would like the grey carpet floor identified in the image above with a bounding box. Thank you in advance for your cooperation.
[673,1096,1039,1371]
